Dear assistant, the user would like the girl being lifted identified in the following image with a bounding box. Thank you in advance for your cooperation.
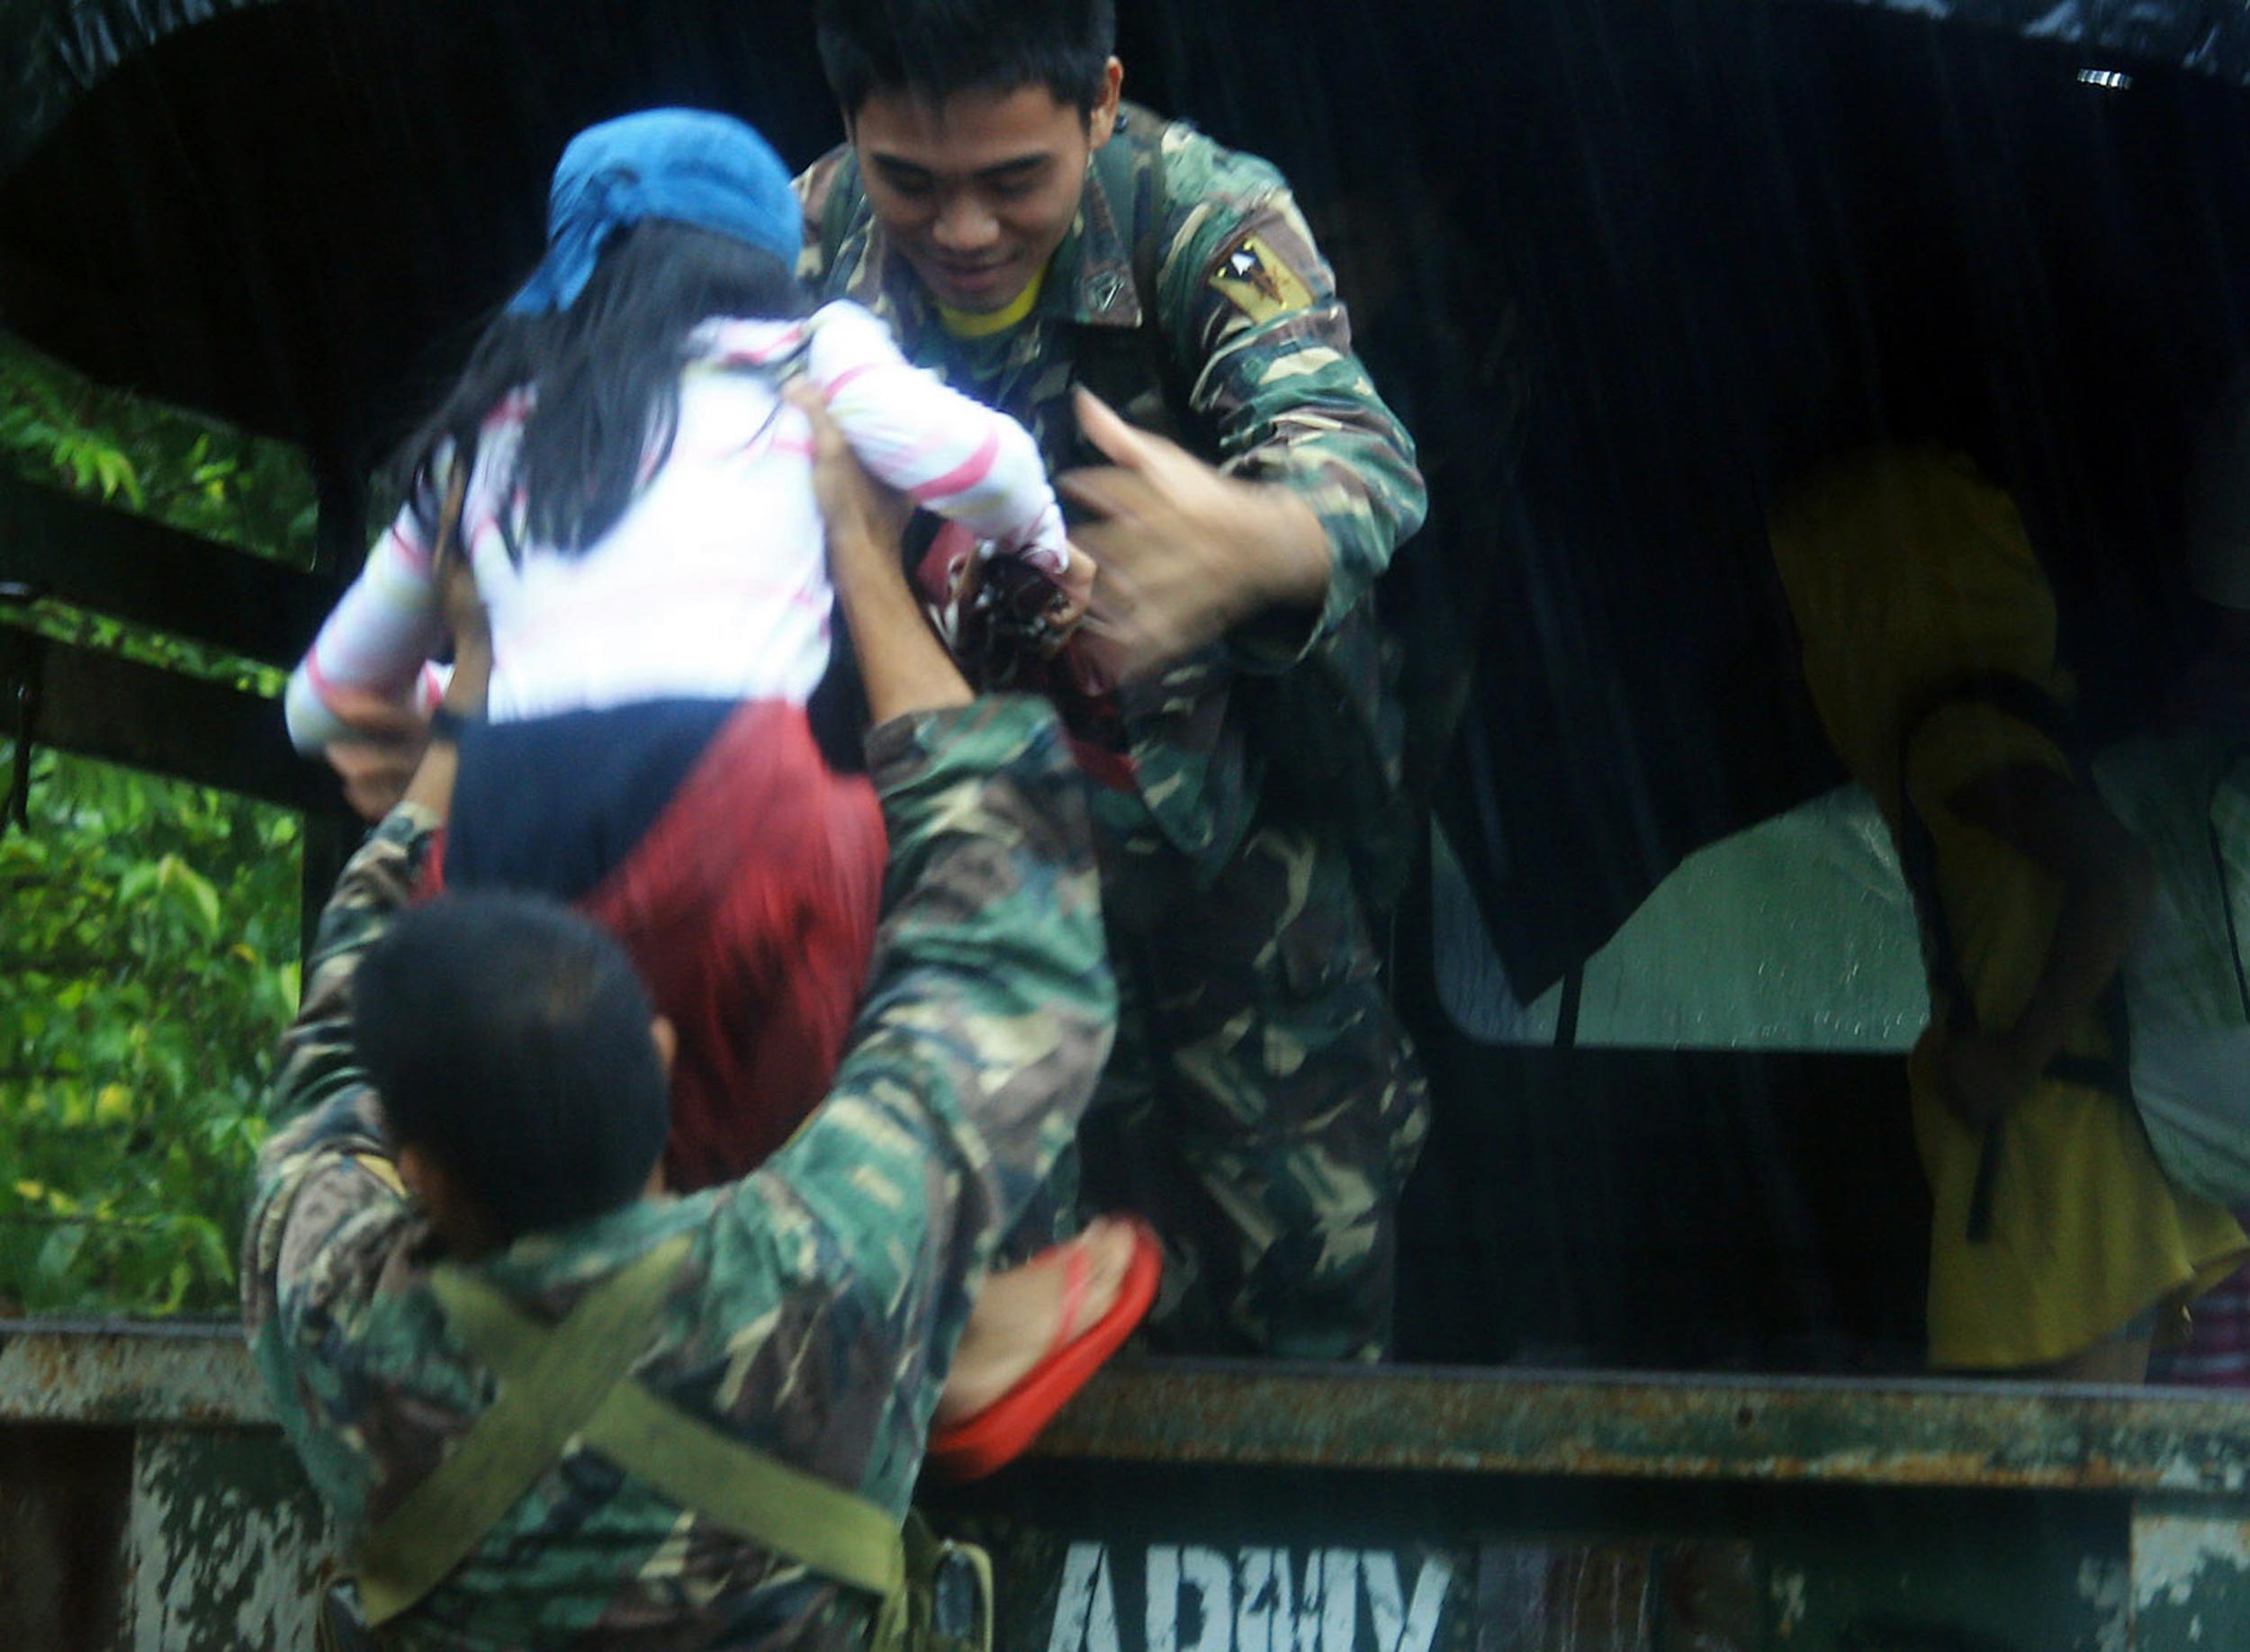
[286,109,1154,1476]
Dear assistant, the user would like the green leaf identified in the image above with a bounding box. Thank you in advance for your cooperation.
[117,861,158,905]
[94,448,142,506]
[34,1224,87,1283]
[157,856,223,938]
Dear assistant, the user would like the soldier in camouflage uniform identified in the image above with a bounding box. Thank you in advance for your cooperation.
[801,0,1432,1360]
[243,451,1117,1647]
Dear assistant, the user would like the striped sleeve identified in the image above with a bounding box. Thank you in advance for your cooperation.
[804,301,1072,580]
[284,494,449,753]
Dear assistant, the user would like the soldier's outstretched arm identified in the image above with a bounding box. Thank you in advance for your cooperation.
[245,561,491,1332]
[791,384,974,724]
[728,399,1115,1387]
[1062,167,1426,674]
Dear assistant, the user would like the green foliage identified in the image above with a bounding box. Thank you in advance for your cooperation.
[0,332,320,569]
[15,601,286,697]
[1,333,321,1315]
[0,752,302,1314]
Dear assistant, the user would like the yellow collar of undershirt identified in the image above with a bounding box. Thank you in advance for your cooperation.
[936,262,1048,338]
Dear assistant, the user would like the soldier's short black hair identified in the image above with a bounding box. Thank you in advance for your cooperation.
[354,891,670,1243]
[815,0,1117,120]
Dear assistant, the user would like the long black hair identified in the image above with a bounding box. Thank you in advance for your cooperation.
[405,219,814,552]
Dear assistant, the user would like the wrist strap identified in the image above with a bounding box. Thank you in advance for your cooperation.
[428,705,479,744]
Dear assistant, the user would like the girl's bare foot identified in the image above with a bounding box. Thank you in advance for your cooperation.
[935,1217,1139,1425]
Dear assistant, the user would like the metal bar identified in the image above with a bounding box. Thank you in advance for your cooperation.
[1033,1363,2250,1494]
[0,471,342,667]
[0,1324,272,1428]
[0,626,355,818]
[9,1324,2250,1500]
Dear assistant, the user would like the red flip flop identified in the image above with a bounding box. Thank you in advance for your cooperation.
[925,1218,1162,1483]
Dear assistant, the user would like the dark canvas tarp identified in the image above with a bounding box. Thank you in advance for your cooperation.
[2,0,287,174]
[0,0,842,459]
[13,0,2250,176]
[1425,0,2250,993]
[1837,0,2250,79]
[6,0,2250,995]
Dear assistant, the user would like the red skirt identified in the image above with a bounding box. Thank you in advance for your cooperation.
[426,700,885,1191]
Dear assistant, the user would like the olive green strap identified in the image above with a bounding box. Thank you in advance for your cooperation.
[359,1229,918,1650]
[355,1235,690,1628]
[585,1379,905,1604]
[447,1288,911,1648]
[823,146,864,271]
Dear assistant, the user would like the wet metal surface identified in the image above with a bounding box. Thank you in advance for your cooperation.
[0,1319,268,1427]
[122,1431,327,1650]
[9,1323,2250,1497]
[1035,1364,2250,1495]
[4,1327,2249,1648]
[2130,1504,2250,1650]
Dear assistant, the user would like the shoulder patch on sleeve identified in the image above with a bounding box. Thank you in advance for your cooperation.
[1209,231,1313,325]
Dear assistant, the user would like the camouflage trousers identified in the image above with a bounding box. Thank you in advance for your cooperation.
[1074,801,1430,1363]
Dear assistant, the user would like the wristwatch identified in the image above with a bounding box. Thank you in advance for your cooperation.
[428,705,481,745]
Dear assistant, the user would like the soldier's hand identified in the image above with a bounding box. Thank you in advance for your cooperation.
[436,551,490,679]
[1061,390,1331,677]
[789,382,914,587]
[321,691,432,822]
[433,550,494,716]
[788,383,971,720]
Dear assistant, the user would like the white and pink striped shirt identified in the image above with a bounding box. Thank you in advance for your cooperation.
[284,300,1071,748]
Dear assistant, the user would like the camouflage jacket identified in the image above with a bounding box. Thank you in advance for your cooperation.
[241,697,1112,1652]
[798,106,1427,881]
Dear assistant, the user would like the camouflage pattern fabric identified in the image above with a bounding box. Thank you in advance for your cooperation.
[801,104,1431,1360]
[1079,808,1429,1360]
[242,696,1113,1651]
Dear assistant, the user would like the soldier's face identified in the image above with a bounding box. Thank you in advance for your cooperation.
[850,62,1124,314]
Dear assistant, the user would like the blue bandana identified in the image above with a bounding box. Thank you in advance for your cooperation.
[508,109,803,316]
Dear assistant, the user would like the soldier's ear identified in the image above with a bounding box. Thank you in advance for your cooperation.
[398,1145,503,1260]
[1087,58,1125,151]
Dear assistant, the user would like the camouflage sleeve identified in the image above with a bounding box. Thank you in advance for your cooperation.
[795,146,851,286]
[1152,130,1428,665]
[241,807,433,1337]
[267,805,436,1134]
[739,694,1114,1377]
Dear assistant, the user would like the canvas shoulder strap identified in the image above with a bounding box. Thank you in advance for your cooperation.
[1087,103,1180,421]
[1893,671,2135,1239]
[823,147,866,265]
[493,1317,906,1609]
[356,1234,691,1626]
[1112,104,1170,328]
[354,1233,916,1649]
